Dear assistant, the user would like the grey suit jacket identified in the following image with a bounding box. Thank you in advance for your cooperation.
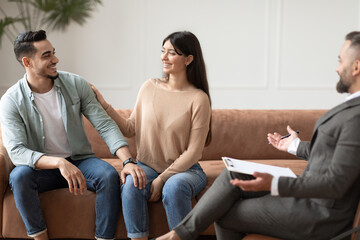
[278,96,360,238]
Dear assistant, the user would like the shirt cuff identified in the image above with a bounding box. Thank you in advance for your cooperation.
[270,176,279,196]
[287,137,300,155]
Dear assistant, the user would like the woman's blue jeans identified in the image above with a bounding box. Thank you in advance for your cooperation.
[9,157,120,239]
[121,161,207,239]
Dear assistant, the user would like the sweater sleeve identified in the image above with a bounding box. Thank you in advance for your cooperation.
[105,104,135,138]
[159,91,211,182]
[104,79,151,138]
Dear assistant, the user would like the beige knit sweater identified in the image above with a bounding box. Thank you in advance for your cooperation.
[105,79,211,182]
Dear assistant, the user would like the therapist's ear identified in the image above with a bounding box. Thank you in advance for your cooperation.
[353,60,360,76]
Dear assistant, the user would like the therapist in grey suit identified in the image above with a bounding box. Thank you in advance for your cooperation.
[155,31,360,240]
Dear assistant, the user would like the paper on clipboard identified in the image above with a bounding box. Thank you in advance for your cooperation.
[222,157,297,178]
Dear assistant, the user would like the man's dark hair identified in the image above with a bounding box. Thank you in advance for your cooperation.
[346,31,360,53]
[14,30,47,66]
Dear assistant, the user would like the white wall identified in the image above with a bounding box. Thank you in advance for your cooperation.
[0,0,359,109]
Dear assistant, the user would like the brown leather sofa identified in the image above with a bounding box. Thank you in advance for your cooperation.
[0,109,358,239]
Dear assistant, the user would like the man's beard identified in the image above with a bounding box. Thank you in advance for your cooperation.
[336,78,350,93]
[336,68,353,94]
[48,72,59,80]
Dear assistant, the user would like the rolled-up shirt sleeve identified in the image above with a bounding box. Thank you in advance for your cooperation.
[77,79,128,155]
[0,95,44,168]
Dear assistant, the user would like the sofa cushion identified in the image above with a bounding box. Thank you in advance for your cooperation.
[2,183,169,239]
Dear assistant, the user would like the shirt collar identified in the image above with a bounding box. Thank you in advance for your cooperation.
[21,73,61,100]
[345,91,360,102]
[21,73,34,100]
[54,77,61,90]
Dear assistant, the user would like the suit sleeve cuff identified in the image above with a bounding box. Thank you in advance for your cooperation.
[271,176,280,196]
[287,137,300,155]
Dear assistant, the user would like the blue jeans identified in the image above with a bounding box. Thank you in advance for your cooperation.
[121,161,207,238]
[9,157,120,239]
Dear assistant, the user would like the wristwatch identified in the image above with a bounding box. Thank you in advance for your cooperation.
[123,157,137,167]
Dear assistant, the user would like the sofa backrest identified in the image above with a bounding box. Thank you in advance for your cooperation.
[84,109,327,161]
[84,109,136,159]
[202,109,325,160]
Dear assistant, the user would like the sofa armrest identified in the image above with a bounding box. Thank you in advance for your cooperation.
[0,137,13,238]
[0,144,13,197]
[0,124,14,196]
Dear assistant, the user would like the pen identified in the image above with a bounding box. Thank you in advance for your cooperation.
[281,130,300,139]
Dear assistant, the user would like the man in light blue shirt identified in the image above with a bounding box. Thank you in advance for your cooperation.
[0,30,146,240]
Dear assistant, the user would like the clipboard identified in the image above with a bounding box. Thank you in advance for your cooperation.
[222,157,297,178]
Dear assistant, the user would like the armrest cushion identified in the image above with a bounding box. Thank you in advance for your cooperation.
[0,144,13,196]
[0,124,14,198]
[0,126,14,239]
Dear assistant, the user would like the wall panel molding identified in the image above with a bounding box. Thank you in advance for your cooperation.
[210,0,271,90]
[275,0,360,90]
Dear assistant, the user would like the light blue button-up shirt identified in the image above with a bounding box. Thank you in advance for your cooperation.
[0,71,128,168]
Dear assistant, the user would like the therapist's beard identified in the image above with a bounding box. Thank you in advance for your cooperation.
[336,78,349,93]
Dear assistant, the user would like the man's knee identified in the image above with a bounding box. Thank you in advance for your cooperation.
[215,169,254,184]
[9,166,35,190]
[215,221,246,239]
[99,166,120,186]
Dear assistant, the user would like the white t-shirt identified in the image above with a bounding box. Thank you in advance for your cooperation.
[33,86,71,158]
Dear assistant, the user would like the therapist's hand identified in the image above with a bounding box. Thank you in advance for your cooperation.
[230,172,273,192]
[267,125,298,152]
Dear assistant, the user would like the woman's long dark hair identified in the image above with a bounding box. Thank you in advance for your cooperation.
[163,31,212,146]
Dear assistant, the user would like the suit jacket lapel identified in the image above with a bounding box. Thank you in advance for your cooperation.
[314,102,348,130]
[311,96,360,146]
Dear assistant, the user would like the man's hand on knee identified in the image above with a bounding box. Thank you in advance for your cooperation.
[35,156,87,195]
[57,159,87,195]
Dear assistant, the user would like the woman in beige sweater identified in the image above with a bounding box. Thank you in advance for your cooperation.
[92,31,212,240]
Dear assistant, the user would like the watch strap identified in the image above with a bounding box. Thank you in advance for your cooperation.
[123,157,137,167]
